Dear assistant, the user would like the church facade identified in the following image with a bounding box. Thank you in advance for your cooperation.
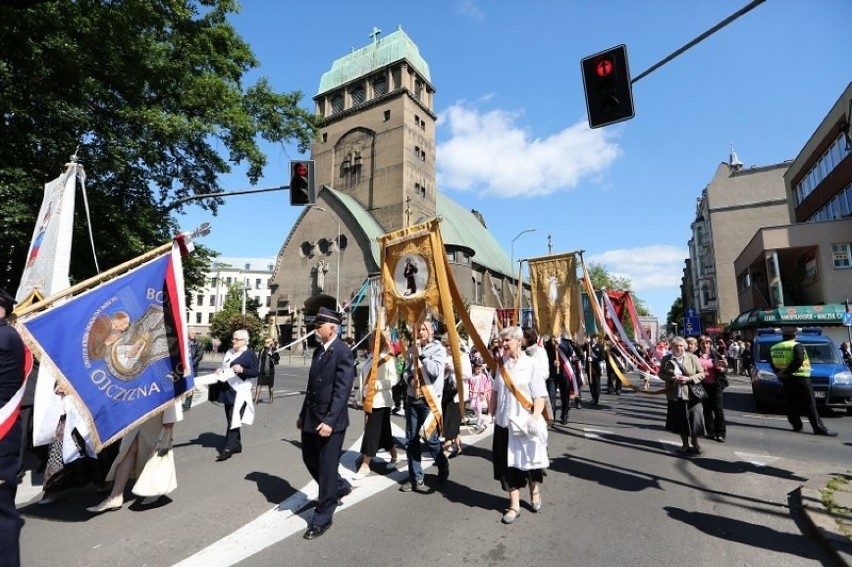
[269,27,523,344]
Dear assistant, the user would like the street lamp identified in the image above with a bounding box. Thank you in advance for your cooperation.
[314,206,341,311]
[510,228,536,327]
[510,228,537,270]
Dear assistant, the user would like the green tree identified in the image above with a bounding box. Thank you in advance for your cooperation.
[585,261,652,339]
[666,296,684,335]
[0,0,316,293]
[210,284,263,351]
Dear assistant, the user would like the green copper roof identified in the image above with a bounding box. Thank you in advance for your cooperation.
[436,193,514,275]
[327,187,512,277]
[317,27,431,96]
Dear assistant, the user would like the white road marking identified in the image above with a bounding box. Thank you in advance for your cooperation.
[734,452,780,467]
[583,427,613,439]
[741,413,788,421]
[175,421,492,566]
[657,439,683,454]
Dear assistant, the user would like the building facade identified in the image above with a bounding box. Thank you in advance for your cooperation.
[732,82,852,337]
[187,257,275,335]
[270,27,519,345]
[684,157,790,330]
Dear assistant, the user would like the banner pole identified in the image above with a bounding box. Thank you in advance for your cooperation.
[13,242,172,319]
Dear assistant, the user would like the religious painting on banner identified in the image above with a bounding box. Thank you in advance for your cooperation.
[527,252,582,339]
[17,251,192,451]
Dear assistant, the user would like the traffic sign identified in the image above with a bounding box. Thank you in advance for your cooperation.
[683,316,702,336]
[842,312,852,327]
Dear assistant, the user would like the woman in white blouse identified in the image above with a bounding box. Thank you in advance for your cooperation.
[488,326,549,525]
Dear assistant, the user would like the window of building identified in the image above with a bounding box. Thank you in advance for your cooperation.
[447,251,455,263]
[383,110,390,121]
[225,277,232,285]
[210,277,218,287]
[196,312,202,324]
[460,252,470,265]
[197,295,203,306]
[209,294,215,306]
[415,115,420,127]
[208,313,213,323]
[373,76,387,96]
[351,85,365,105]
[256,278,261,289]
[338,234,348,250]
[331,94,344,114]
[266,296,271,307]
[322,132,328,143]
[832,243,851,269]
[414,81,423,101]
[414,145,420,159]
[421,120,425,131]
[254,295,260,304]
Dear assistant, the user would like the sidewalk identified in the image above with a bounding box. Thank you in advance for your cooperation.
[795,472,852,566]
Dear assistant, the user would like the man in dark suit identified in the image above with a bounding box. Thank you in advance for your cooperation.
[298,307,355,540]
[0,289,25,566]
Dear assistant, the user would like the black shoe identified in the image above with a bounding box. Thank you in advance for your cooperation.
[438,468,449,484]
[792,425,803,432]
[337,484,353,504]
[391,407,401,415]
[400,479,426,492]
[814,429,838,437]
[715,436,726,443]
[215,449,233,462]
[303,523,331,540]
[560,414,569,425]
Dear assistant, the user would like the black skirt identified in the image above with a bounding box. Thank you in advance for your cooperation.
[665,398,705,438]
[441,396,462,440]
[492,425,545,492]
[258,368,275,387]
[359,407,395,457]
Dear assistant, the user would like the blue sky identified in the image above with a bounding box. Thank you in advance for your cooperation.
[177,0,852,323]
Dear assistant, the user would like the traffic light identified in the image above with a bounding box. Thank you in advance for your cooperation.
[581,44,635,129]
[289,160,315,206]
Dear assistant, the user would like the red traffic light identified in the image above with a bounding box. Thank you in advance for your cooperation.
[595,57,614,78]
[294,163,308,177]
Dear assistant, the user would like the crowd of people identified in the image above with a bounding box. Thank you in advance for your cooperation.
[5,291,845,559]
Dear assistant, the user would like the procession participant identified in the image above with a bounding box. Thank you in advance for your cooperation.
[212,329,259,462]
[659,336,706,454]
[298,307,355,540]
[489,326,549,525]
[353,329,400,478]
[400,319,448,493]
[254,338,279,405]
[0,289,25,566]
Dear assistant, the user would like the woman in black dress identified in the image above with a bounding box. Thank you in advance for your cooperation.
[255,338,279,404]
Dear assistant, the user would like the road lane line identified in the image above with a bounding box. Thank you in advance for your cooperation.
[175,422,492,566]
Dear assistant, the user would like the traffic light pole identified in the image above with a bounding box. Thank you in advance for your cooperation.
[164,185,289,211]
[630,0,765,84]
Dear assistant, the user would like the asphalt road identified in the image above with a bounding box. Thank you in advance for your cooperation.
[15,364,849,567]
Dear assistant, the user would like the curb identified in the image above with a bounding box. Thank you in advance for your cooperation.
[795,474,852,566]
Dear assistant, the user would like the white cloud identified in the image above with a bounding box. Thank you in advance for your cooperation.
[436,101,621,197]
[457,0,484,20]
[588,245,687,290]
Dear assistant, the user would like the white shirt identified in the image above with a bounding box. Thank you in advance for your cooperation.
[492,354,547,428]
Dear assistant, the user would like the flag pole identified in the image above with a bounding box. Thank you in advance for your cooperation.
[12,242,173,320]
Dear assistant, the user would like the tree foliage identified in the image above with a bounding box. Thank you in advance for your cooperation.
[586,262,651,317]
[209,284,263,351]
[666,296,684,334]
[0,0,316,293]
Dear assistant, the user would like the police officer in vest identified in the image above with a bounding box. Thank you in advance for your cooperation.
[769,328,837,436]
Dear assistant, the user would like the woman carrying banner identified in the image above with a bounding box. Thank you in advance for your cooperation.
[211,329,259,462]
[489,326,549,525]
[254,338,279,405]
[87,403,182,513]
[659,336,706,454]
[353,330,400,479]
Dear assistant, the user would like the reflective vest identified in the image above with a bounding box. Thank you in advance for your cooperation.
[769,339,811,378]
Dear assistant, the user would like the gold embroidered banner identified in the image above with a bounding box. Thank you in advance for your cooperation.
[527,252,581,338]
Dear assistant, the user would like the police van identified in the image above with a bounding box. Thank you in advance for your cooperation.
[750,327,852,414]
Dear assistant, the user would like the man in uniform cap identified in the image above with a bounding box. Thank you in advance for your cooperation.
[297,307,355,540]
[0,288,25,566]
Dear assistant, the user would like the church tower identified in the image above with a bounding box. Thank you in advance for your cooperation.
[311,26,437,231]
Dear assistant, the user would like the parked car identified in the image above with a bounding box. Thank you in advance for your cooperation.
[750,327,852,414]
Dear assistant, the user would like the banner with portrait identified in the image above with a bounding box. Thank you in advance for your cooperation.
[527,252,582,339]
[17,250,192,451]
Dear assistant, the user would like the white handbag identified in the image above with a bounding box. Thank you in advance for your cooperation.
[132,427,177,497]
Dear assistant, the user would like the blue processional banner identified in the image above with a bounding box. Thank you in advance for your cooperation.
[19,252,192,450]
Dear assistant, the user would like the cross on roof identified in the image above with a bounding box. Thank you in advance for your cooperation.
[369,26,382,44]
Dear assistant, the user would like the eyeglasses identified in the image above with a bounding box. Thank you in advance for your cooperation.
[232,337,244,341]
